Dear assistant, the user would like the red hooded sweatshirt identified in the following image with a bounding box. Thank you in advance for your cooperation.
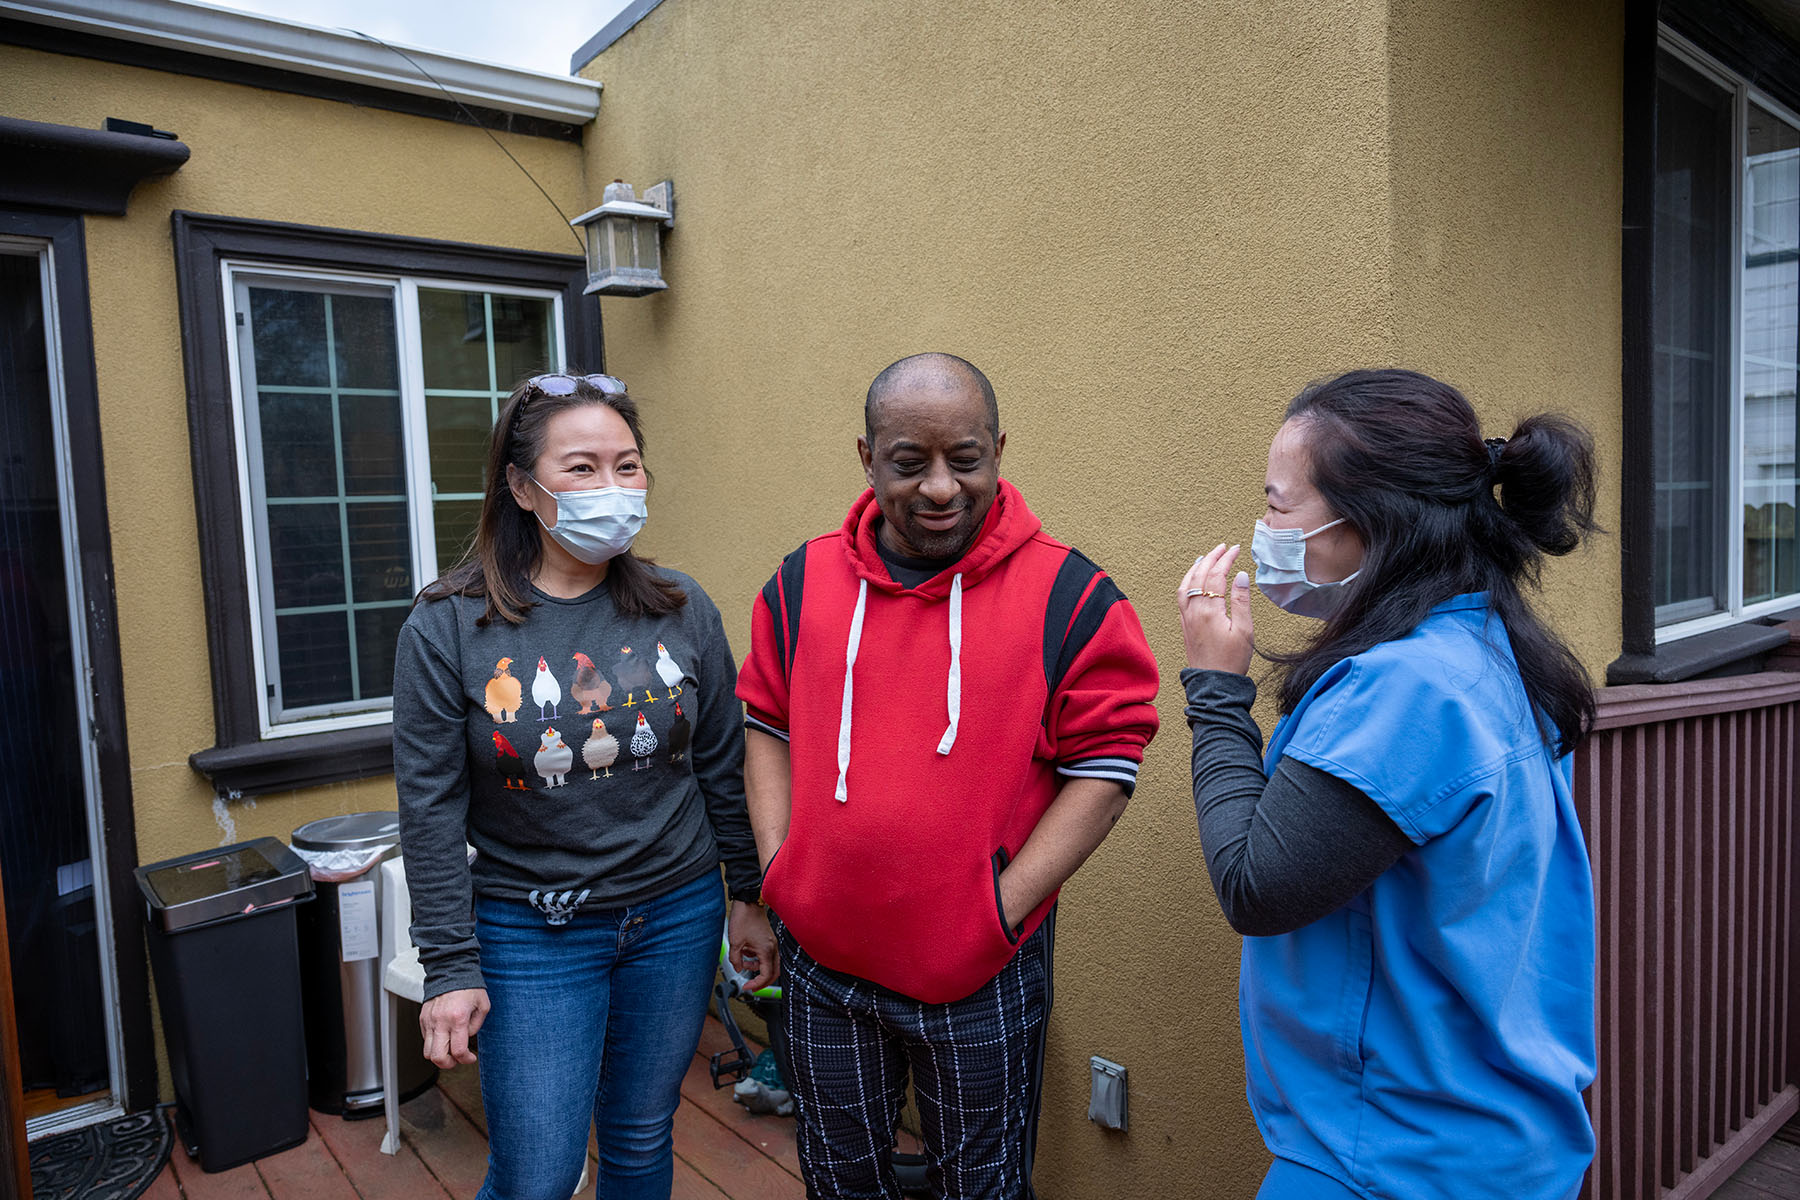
[738,480,1159,1003]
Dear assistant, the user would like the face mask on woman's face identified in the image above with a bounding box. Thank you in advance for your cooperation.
[1252,517,1360,619]
[531,478,647,564]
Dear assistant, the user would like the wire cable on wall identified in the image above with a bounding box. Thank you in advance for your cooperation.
[348,29,590,258]
[347,29,605,371]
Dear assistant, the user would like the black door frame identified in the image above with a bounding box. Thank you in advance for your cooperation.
[0,205,155,1114]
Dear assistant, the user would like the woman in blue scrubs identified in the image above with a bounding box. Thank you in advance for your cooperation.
[1178,369,1599,1200]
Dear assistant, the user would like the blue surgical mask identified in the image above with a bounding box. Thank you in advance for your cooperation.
[531,479,647,564]
[1252,517,1360,619]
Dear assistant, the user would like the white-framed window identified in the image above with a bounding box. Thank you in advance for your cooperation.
[225,263,565,735]
[1653,30,1800,641]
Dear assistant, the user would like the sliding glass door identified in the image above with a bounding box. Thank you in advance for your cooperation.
[0,239,122,1132]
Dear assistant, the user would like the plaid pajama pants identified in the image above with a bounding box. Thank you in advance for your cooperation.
[771,911,1054,1200]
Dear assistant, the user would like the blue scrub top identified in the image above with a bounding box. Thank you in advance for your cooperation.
[1246,594,1596,1200]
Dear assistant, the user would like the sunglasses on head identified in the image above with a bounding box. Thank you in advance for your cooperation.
[524,373,628,398]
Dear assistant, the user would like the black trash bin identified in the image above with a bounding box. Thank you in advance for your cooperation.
[135,838,313,1172]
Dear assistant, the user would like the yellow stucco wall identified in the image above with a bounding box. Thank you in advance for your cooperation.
[1387,0,1624,674]
[0,48,586,862]
[582,1,1623,1196]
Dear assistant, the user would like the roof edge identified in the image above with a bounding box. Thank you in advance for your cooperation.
[570,0,666,74]
[1,0,602,124]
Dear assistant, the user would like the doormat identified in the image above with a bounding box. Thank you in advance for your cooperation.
[28,1109,172,1200]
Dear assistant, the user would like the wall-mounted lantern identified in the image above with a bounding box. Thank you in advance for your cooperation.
[571,179,673,296]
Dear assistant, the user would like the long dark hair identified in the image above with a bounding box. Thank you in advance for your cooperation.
[418,374,687,625]
[1270,369,1599,755]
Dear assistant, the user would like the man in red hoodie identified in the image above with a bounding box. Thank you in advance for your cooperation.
[738,353,1159,1198]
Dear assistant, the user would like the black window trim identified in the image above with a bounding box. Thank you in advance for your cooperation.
[1611,0,1800,684]
[172,211,601,796]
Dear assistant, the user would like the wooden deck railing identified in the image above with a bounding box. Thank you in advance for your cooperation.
[1576,669,1800,1200]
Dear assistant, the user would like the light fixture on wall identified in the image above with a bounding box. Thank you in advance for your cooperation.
[571,179,673,296]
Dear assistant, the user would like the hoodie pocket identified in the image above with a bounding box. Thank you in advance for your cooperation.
[756,841,786,910]
[991,847,1022,945]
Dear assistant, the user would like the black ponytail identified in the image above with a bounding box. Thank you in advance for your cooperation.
[1270,369,1600,756]
[1491,413,1599,557]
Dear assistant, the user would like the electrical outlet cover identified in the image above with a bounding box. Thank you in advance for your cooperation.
[1088,1055,1128,1131]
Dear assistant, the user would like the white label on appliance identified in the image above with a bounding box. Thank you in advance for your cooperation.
[339,878,378,962]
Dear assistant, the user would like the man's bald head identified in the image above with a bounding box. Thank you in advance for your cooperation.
[864,353,1000,443]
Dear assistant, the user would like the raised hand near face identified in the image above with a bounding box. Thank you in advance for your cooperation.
[1178,542,1253,675]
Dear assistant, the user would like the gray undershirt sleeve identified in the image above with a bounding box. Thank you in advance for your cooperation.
[1181,667,1414,938]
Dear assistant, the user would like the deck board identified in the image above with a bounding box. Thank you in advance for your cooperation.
[141,1017,817,1199]
[162,1111,272,1200]
[399,1084,493,1197]
[142,1161,184,1200]
[670,1101,804,1200]
[436,1063,486,1135]
[311,1104,451,1200]
[672,1155,733,1199]
[1727,1154,1800,1197]
[1747,1135,1800,1178]
[1723,1116,1800,1198]
[251,1124,359,1200]
[680,1054,802,1179]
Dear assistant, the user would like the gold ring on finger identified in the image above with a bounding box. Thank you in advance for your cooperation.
[1185,588,1227,600]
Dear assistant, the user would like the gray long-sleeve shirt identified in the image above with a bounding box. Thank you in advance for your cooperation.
[1183,667,1413,936]
[393,570,759,999]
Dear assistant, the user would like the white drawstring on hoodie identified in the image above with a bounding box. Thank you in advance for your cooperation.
[937,574,963,754]
[834,580,868,802]
[834,572,964,803]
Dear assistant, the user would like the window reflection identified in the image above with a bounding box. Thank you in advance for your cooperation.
[1651,52,1734,623]
[1743,103,1799,606]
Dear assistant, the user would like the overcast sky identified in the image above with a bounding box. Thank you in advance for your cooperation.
[209,0,637,75]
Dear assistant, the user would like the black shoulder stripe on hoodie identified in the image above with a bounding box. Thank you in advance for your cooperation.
[1043,548,1120,695]
[1050,554,1125,696]
[759,572,786,671]
[771,542,807,677]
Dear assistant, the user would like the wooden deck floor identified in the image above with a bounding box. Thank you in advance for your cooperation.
[1717,1115,1800,1200]
[141,1016,805,1200]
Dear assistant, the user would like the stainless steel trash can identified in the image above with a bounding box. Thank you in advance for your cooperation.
[291,813,436,1117]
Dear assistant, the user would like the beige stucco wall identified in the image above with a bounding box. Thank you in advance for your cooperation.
[582,1,1623,1196]
[1387,0,1624,673]
[0,48,587,865]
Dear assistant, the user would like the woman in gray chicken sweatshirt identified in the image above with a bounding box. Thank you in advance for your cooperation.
[393,373,770,1200]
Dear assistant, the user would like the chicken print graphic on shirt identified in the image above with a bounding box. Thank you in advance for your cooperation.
[614,646,655,707]
[629,712,658,771]
[582,718,620,779]
[535,727,572,787]
[531,657,561,720]
[484,657,522,723]
[492,731,530,790]
[570,652,613,714]
[654,643,686,700]
[666,702,691,765]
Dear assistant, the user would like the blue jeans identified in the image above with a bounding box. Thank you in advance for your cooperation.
[473,869,724,1200]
